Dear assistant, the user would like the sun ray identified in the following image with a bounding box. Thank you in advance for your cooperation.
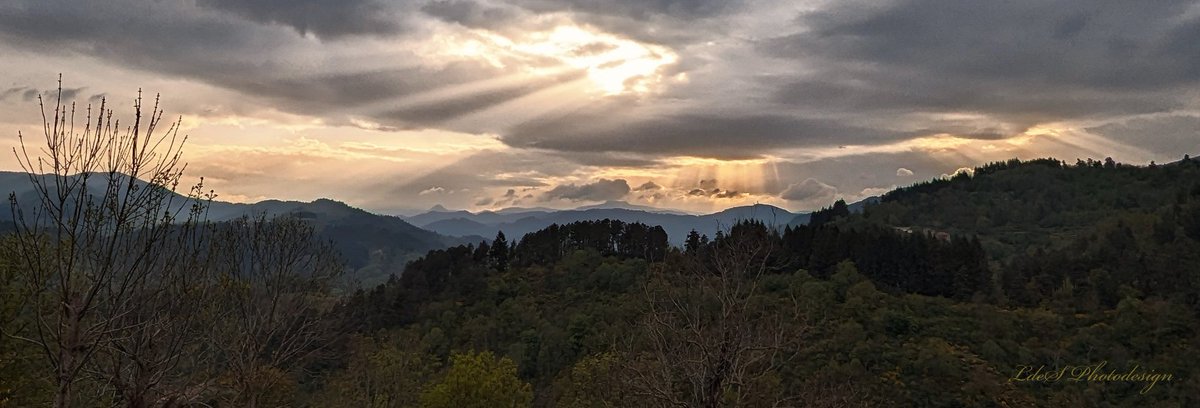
[356,67,576,115]
[452,78,598,129]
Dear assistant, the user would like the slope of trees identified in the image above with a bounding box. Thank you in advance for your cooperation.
[325,158,1200,406]
[863,157,1200,310]
[331,213,1199,406]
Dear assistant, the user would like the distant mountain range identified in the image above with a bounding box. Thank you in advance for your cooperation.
[406,202,806,244]
[0,171,870,280]
[0,172,472,285]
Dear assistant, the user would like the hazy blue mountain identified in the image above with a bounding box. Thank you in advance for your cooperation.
[494,206,558,214]
[788,196,879,226]
[408,203,807,244]
[402,200,690,227]
[404,208,556,227]
[0,172,468,285]
[399,208,478,227]
[574,200,694,215]
[422,217,497,239]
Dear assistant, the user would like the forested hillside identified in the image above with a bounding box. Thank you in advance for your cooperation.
[863,157,1200,310]
[273,157,1199,407]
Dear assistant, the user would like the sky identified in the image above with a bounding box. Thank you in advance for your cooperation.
[1,0,1198,215]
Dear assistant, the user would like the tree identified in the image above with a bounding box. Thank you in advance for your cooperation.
[0,237,55,406]
[6,80,214,408]
[684,229,702,254]
[810,199,851,226]
[490,231,510,272]
[205,214,345,407]
[420,350,532,408]
[312,332,439,408]
[552,352,640,407]
[627,224,808,407]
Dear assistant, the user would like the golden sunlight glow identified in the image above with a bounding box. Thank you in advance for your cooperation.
[440,24,679,96]
[531,26,678,95]
[903,134,975,151]
[665,156,777,196]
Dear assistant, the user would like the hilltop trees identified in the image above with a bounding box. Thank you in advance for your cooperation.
[490,231,510,272]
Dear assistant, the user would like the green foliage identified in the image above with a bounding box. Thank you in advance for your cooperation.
[312,332,439,408]
[550,353,637,408]
[420,351,532,408]
[0,238,54,407]
[333,190,1200,405]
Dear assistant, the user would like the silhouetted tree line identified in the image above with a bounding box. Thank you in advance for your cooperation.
[354,220,668,328]
[682,215,990,300]
[511,219,670,266]
[808,198,851,227]
[780,223,988,299]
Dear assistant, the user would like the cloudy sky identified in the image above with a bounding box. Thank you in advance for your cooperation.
[1,0,1198,215]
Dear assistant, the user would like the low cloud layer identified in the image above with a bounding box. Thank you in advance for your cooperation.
[781,178,838,203]
[541,178,631,202]
[196,0,406,39]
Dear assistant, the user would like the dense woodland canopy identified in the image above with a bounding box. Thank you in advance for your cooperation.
[324,156,1200,407]
[5,154,1200,407]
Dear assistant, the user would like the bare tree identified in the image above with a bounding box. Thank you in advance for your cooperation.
[625,223,809,408]
[5,78,213,408]
[205,214,344,407]
[88,218,219,408]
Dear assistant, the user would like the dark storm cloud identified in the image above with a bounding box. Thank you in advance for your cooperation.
[417,0,741,46]
[1087,116,1200,158]
[503,111,914,159]
[224,63,578,129]
[761,0,1200,126]
[421,0,521,30]
[768,76,1179,127]
[0,0,558,129]
[0,0,300,92]
[0,0,278,61]
[545,151,663,168]
[501,0,742,46]
[541,178,631,202]
[511,0,737,21]
[195,0,407,39]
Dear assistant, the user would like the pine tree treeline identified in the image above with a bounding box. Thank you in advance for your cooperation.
[781,223,988,299]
